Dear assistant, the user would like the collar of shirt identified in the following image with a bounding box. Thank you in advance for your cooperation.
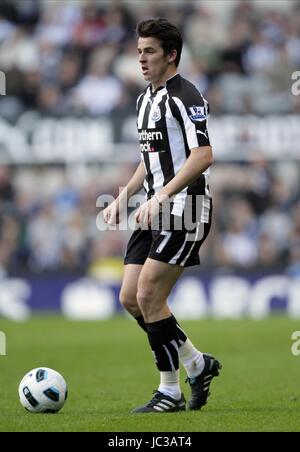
[150,73,180,96]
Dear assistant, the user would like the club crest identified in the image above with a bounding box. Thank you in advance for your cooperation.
[151,106,161,122]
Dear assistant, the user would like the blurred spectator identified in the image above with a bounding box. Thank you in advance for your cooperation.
[218,199,258,267]
[71,46,122,115]
[0,165,14,203]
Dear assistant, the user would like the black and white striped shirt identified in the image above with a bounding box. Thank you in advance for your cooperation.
[136,73,211,216]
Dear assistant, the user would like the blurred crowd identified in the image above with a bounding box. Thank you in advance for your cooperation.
[0,0,300,120]
[0,0,300,276]
[0,159,300,275]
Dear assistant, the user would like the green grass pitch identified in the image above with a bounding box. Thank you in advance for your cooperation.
[0,316,299,432]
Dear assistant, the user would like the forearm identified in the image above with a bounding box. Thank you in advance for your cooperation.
[118,161,146,202]
[158,146,213,199]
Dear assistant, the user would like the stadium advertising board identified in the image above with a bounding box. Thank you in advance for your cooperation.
[0,271,299,321]
[0,114,299,163]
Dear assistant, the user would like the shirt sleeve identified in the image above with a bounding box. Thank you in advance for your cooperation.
[172,90,210,149]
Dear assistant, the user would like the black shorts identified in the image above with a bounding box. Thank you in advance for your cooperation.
[124,197,212,268]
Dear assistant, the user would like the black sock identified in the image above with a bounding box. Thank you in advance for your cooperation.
[146,316,180,371]
[135,315,147,332]
[172,315,187,344]
[135,314,187,343]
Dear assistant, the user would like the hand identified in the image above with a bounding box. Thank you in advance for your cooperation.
[135,194,169,229]
[102,201,120,225]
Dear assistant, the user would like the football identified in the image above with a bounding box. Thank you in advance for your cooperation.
[18,367,68,413]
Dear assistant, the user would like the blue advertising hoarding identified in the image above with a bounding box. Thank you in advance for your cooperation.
[0,270,299,321]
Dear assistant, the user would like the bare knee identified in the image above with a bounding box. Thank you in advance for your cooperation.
[136,286,154,313]
[119,290,140,317]
[137,273,158,305]
[137,284,165,321]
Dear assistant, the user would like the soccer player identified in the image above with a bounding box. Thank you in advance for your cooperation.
[103,18,221,413]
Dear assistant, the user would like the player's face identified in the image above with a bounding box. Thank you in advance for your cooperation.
[137,37,175,88]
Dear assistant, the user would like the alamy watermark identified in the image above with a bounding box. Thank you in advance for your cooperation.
[291,71,300,96]
[96,189,209,241]
[0,70,6,96]
[0,331,6,356]
[291,331,300,356]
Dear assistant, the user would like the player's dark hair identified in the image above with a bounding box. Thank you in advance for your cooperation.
[137,18,182,67]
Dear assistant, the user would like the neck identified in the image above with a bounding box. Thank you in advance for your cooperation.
[151,68,177,91]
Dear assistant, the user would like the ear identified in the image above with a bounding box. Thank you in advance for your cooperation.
[168,49,177,64]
